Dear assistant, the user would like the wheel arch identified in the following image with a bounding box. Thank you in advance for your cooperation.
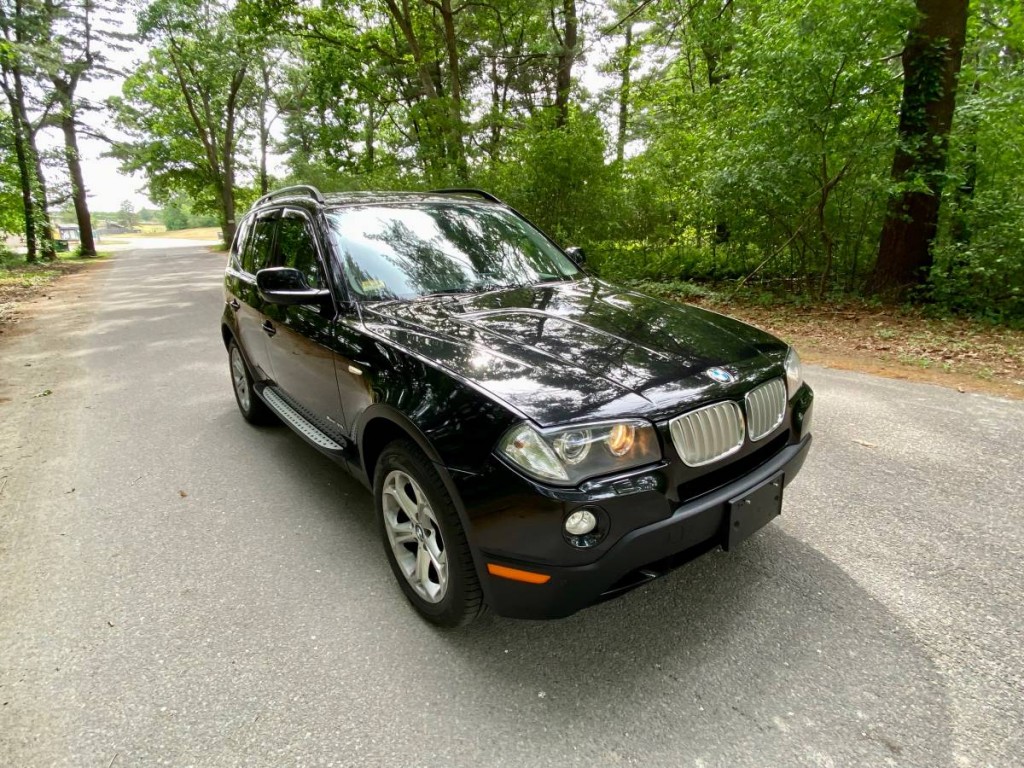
[357,406,446,487]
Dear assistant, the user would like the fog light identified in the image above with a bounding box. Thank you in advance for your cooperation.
[565,509,597,536]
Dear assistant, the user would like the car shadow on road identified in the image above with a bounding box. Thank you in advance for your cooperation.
[257,422,953,766]
[447,527,953,765]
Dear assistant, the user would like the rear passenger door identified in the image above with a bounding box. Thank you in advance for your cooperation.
[228,212,278,381]
[263,209,346,432]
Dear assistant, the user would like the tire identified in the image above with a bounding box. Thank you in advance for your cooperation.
[228,339,276,425]
[374,440,485,627]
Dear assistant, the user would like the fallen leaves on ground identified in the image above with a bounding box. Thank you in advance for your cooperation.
[691,296,1024,399]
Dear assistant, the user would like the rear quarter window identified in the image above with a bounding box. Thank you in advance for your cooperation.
[229,217,252,270]
[242,218,277,275]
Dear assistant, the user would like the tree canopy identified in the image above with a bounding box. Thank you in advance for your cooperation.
[3,0,1023,320]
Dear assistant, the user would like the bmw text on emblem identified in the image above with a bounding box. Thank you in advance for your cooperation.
[705,367,735,384]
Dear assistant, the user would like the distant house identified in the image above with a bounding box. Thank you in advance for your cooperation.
[57,224,80,241]
[94,221,141,236]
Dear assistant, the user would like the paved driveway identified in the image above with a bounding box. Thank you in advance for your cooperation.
[1,246,1021,766]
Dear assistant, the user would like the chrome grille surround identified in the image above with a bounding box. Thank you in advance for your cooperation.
[669,401,745,467]
[744,377,787,442]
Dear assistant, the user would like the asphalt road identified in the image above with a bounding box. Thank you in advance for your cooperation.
[1,246,1022,768]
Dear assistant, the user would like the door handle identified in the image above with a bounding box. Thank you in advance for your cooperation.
[228,299,240,311]
[262,321,277,337]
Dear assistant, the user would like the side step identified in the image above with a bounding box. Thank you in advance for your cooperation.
[261,387,344,452]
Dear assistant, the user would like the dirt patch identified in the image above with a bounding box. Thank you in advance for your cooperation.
[0,258,110,340]
[697,299,1024,400]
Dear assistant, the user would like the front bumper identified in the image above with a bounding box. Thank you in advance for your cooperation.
[481,434,812,619]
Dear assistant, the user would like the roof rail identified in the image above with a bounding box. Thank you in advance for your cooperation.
[255,185,325,207]
[429,188,503,205]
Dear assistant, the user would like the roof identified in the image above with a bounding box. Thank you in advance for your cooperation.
[249,186,503,213]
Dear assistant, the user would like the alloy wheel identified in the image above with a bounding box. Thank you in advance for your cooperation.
[381,469,449,603]
[230,346,251,412]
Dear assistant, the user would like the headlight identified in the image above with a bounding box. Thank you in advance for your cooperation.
[497,419,661,485]
[785,347,802,399]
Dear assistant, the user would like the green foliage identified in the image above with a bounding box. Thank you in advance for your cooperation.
[0,108,23,236]
[480,111,622,247]
[621,0,912,295]
[928,4,1024,321]
[97,0,1024,322]
[161,194,219,230]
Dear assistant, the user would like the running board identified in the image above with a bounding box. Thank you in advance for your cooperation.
[261,387,344,452]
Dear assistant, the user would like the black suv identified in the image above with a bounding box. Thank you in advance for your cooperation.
[222,186,813,626]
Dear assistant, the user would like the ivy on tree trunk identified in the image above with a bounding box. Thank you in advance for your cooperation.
[870,0,969,299]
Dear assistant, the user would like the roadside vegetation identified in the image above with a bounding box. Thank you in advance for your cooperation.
[0,249,109,330]
[1,0,1022,393]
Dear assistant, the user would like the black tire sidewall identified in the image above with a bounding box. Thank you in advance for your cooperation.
[228,339,274,424]
[228,340,255,419]
[373,442,480,627]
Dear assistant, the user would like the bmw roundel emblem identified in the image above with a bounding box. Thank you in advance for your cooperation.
[705,367,735,384]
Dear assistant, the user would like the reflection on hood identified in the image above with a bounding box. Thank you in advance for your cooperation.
[362,279,787,426]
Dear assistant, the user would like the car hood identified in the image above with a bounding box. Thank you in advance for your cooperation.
[360,279,788,427]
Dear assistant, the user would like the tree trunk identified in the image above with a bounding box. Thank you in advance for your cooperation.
[258,62,271,196]
[220,181,236,247]
[616,22,633,165]
[60,108,97,257]
[21,104,55,261]
[382,0,448,175]
[700,6,733,243]
[365,101,376,173]
[2,81,37,262]
[869,0,969,299]
[439,0,468,180]
[4,62,55,260]
[554,0,578,128]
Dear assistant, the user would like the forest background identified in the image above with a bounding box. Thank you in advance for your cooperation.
[2,0,1021,325]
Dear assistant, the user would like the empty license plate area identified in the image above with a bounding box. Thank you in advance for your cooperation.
[726,471,784,551]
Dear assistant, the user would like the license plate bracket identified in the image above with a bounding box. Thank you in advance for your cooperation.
[725,471,784,551]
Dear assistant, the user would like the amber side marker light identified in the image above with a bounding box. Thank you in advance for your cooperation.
[486,563,551,584]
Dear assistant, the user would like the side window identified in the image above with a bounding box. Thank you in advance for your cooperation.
[275,214,322,289]
[242,218,276,275]
[229,216,251,270]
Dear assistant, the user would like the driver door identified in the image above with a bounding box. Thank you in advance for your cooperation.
[262,209,346,433]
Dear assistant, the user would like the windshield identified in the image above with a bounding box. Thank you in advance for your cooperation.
[326,203,581,301]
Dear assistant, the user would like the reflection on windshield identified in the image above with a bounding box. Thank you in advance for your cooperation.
[327,203,580,301]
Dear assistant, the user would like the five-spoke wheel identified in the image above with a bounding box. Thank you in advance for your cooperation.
[374,441,484,626]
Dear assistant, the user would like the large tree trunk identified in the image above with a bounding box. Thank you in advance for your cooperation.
[554,0,578,128]
[3,61,55,261]
[869,0,969,299]
[60,108,97,257]
[2,82,37,262]
[20,90,55,260]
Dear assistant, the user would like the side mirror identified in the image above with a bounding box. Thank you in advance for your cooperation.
[256,267,331,306]
[565,246,586,267]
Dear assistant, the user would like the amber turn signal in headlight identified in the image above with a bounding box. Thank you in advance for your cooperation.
[496,419,661,486]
